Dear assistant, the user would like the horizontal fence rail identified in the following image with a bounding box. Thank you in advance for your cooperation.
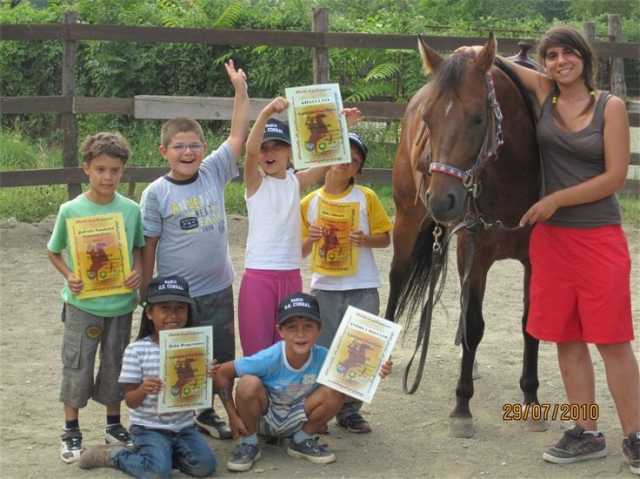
[2,13,639,197]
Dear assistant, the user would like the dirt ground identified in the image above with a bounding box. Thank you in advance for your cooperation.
[0,214,638,479]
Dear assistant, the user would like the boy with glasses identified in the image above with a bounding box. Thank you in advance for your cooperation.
[139,60,249,440]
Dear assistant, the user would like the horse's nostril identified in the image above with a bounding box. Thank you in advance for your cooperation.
[447,193,456,210]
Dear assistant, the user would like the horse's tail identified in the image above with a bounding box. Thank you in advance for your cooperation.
[393,221,448,329]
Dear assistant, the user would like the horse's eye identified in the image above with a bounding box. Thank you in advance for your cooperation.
[472,113,485,126]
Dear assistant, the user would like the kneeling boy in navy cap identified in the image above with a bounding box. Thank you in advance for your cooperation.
[212,292,392,472]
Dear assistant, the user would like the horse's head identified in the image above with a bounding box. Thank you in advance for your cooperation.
[420,33,501,225]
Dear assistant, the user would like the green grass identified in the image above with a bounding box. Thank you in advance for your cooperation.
[1,129,639,228]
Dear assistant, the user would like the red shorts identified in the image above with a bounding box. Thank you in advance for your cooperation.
[526,223,633,344]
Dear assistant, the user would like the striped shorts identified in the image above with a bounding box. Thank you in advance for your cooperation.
[257,401,308,438]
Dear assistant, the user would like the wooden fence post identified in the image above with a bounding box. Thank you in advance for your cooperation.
[62,11,81,199]
[312,8,329,84]
[608,14,627,100]
[581,21,595,43]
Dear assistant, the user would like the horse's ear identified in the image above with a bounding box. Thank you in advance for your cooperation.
[474,31,497,72]
[418,34,443,75]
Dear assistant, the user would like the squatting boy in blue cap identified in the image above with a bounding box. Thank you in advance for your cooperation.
[213,292,393,472]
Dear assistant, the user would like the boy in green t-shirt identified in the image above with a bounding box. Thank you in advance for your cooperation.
[47,132,145,464]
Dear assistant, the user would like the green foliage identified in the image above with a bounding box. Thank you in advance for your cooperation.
[566,0,638,21]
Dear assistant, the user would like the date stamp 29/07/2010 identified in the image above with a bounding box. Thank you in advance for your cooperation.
[503,403,600,422]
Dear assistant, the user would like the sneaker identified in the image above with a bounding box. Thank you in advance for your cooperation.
[195,409,233,439]
[226,443,261,472]
[336,412,371,433]
[287,437,336,464]
[622,431,640,475]
[105,424,134,447]
[542,425,608,464]
[78,444,125,470]
[60,429,83,464]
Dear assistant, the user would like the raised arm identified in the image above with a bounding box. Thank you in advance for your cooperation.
[455,45,553,106]
[244,97,288,195]
[225,60,250,161]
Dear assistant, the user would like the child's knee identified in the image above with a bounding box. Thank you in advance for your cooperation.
[235,375,264,399]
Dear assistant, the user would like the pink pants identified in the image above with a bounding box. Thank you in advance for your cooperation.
[237,268,303,356]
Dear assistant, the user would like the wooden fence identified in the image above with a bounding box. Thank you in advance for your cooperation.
[1,10,639,196]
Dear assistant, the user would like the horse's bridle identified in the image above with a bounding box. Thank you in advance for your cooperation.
[425,72,504,196]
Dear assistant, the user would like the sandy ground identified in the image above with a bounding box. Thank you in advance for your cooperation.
[0,214,638,478]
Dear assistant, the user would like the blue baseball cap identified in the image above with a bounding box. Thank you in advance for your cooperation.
[263,118,291,145]
[348,132,368,162]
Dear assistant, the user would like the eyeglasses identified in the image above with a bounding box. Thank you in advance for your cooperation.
[169,142,204,154]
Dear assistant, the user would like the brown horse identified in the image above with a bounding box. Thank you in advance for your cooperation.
[385,33,544,438]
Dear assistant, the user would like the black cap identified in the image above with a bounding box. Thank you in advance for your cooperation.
[146,275,195,304]
[262,118,291,145]
[277,292,322,325]
[348,132,368,162]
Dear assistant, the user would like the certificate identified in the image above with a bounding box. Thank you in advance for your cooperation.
[66,213,131,299]
[317,306,401,404]
[311,197,359,276]
[286,83,351,169]
[158,326,214,413]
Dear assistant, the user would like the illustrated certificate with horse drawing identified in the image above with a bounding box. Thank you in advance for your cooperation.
[158,326,213,413]
[318,306,401,403]
[311,197,359,276]
[285,83,351,170]
[66,213,131,299]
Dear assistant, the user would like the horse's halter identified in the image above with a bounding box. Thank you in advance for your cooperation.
[425,72,504,196]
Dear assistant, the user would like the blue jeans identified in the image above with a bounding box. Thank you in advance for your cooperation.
[112,425,216,478]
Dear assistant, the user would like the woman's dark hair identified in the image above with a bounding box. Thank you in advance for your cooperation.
[136,302,195,340]
[538,26,598,124]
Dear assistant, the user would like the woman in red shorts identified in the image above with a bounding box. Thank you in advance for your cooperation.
[513,26,639,473]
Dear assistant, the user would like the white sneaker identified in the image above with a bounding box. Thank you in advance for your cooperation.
[60,429,83,464]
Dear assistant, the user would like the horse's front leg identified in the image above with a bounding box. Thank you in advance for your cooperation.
[519,258,548,432]
[448,245,488,438]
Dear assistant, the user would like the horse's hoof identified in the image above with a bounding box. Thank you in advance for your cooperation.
[448,418,475,438]
[522,418,548,432]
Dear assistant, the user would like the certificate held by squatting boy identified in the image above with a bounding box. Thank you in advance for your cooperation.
[318,306,401,404]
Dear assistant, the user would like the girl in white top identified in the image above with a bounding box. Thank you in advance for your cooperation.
[237,97,362,356]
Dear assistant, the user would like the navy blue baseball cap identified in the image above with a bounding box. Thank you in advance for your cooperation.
[146,275,195,304]
[263,118,291,145]
[277,293,322,325]
[348,132,368,162]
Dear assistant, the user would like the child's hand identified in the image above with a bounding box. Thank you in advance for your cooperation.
[122,269,142,290]
[225,59,247,93]
[66,274,83,296]
[307,224,324,243]
[342,107,364,127]
[348,229,365,247]
[229,416,248,439]
[142,377,163,395]
[207,359,220,378]
[379,359,393,378]
[266,97,288,116]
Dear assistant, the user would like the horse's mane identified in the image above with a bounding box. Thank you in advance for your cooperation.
[431,53,469,99]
